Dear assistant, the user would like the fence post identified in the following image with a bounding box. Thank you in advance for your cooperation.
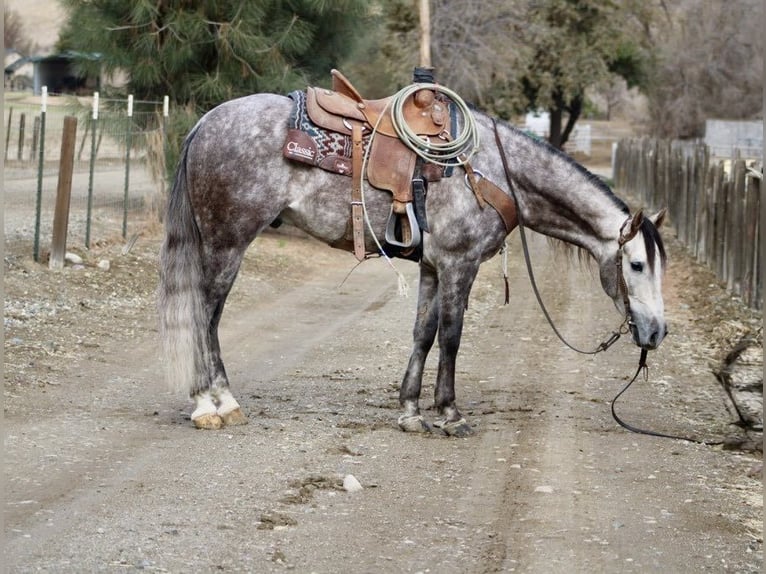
[651,139,660,209]
[742,169,760,306]
[694,145,709,263]
[31,116,40,159]
[161,95,169,200]
[5,107,12,161]
[685,153,696,257]
[17,113,26,161]
[719,176,732,283]
[33,87,47,262]
[122,94,133,239]
[714,162,725,270]
[675,146,689,243]
[49,116,78,270]
[660,140,671,213]
[85,92,99,249]
[728,160,747,293]
[751,175,762,308]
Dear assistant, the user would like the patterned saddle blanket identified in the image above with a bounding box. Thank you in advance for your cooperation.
[283,89,370,177]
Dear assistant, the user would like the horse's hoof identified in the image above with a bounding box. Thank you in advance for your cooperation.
[221,408,248,426]
[398,414,433,433]
[193,413,224,430]
[434,418,474,437]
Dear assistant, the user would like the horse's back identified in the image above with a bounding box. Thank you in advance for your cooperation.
[191,93,293,157]
[183,93,296,243]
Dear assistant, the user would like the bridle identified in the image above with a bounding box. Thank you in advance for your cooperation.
[615,215,640,342]
[491,119,722,446]
[491,119,633,356]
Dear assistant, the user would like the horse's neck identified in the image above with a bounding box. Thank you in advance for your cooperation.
[503,128,627,260]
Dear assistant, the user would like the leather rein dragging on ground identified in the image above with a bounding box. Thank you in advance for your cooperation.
[490,119,719,446]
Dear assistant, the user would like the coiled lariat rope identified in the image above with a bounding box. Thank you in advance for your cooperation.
[390,83,480,166]
[357,83,480,295]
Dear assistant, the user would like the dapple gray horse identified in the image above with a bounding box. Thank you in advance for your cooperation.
[158,92,667,434]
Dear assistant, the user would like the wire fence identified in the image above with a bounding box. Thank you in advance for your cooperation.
[4,91,168,259]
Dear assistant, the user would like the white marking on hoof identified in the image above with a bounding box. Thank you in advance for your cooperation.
[191,391,221,429]
[214,389,247,426]
[191,391,217,417]
[398,414,432,433]
[215,388,241,416]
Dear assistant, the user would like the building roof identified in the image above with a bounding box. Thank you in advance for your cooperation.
[5,50,102,75]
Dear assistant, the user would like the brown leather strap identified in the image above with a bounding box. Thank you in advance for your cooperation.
[351,123,365,261]
[462,160,487,208]
[476,178,518,234]
[463,161,517,233]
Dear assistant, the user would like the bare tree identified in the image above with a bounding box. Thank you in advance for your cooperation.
[364,0,526,106]
[431,0,654,148]
[647,0,763,138]
[4,6,34,54]
[430,0,526,108]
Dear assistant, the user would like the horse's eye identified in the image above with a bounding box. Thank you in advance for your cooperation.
[630,261,644,273]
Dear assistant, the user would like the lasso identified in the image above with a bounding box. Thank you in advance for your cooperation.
[390,83,479,166]
[358,83,479,295]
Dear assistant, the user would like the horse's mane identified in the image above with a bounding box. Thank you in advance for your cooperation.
[478,111,665,273]
[491,114,630,214]
[546,218,666,274]
[639,216,667,273]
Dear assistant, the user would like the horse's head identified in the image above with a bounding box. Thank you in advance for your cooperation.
[600,209,668,350]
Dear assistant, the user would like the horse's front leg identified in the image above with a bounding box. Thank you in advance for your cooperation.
[432,261,479,437]
[398,263,440,433]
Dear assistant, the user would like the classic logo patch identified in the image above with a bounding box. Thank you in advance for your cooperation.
[283,133,317,162]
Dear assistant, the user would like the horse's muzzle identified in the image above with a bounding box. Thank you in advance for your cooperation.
[630,321,668,350]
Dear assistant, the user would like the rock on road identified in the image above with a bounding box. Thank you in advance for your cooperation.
[4,230,762,573]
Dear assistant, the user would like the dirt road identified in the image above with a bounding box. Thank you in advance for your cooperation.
[4,227,762,573]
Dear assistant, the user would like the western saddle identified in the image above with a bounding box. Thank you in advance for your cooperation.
[283,69,517,261]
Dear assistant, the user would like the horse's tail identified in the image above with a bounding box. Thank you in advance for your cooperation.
[158,124,210,396]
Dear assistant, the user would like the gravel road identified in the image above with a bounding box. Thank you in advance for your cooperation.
[4,219,762,573]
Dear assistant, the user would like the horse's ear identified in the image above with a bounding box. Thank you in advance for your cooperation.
[650,208,667,229]
[619,210,644,244]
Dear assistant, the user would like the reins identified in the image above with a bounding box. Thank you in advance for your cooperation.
[490,119,720,446]
[490,119,627,355]
[611,350,722,446]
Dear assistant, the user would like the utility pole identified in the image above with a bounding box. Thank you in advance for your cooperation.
[419,0,431,68]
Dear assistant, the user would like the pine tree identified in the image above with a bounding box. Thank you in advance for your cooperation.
[57,0,371,177]
[58,0,370,111]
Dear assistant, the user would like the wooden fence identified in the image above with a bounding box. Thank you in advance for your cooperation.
[613,138,762,310]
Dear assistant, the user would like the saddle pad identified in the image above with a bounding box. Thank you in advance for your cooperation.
[282,90,369,177]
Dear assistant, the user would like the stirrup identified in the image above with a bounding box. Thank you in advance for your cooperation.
[385,202,421,249]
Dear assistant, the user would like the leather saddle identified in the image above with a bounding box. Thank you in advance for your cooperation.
[285,69,453,260]
[307,70,450,140]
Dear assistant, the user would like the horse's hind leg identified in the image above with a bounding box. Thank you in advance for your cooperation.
[399,264,440,433]
[208,297,248,426]
[191,249,248,429]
